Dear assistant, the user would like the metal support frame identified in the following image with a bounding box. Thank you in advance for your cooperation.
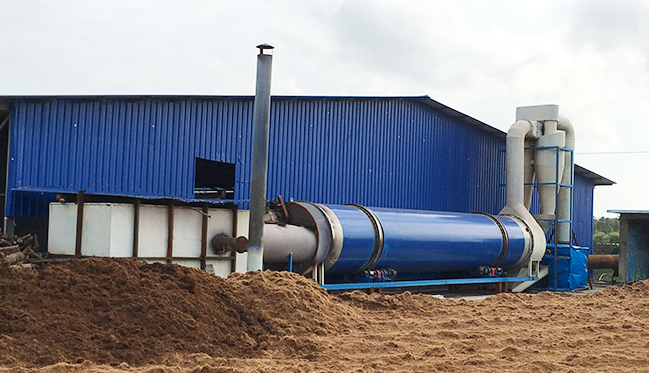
[48,191,240,273]
[287,252,293,272]
[230,204,238,273]
[75,190,85,257]
[133,200,140,257]
[201,205,208,270]
[47,254,235,262]
[311,262,325,285]
[526,145,574,290]
[2,113,11,235]
[167,202,174,264]
[322,276,537,291]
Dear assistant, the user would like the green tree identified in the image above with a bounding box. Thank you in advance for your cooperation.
[592,217,620,245]
[593,217,620,234]
[593,231,608,244]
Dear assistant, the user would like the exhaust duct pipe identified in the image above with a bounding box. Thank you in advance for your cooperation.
[499,119,546,269]
[556,115,575,243]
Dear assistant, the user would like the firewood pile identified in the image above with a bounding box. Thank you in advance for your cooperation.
[0,234,48,270]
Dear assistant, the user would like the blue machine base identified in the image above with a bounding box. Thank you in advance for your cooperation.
[537,246,589,291]
[321,276,536,291]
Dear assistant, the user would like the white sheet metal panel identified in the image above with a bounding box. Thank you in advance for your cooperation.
[48,203,78,255]
[47,202,238,276]
[172,207,203,258]
[205,208,238,277]
[102,204,134,257]
[206,259,233,278]
[173,259,202,268]
[234,209,250,273]
[137,205,169,258]
[173,207,234,270]
[47,203,134,257]
[206,208,234,246]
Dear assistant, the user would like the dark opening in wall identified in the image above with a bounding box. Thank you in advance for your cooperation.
[194,158,236,199]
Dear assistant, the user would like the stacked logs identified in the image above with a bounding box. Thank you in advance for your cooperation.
[0,234,48,270]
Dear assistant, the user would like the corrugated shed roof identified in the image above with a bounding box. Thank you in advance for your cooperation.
[608,210,649,214]
[575,165,615,186]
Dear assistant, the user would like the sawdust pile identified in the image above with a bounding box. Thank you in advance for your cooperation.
[2,258,649,373]
[0,258,358,366]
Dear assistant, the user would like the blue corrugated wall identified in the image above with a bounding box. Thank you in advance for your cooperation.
[7,96,595,247]
[573,174,594,250]
[267,98,507,213]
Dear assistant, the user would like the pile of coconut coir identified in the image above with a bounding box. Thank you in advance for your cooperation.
[0,258,358,367]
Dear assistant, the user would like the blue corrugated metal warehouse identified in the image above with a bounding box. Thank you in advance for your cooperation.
[0,95,613,250]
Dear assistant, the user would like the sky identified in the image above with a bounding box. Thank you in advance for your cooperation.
[2,0,648,217]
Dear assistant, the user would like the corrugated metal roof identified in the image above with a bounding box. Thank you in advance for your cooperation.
[575,165,615,186]
[607,210,649,214]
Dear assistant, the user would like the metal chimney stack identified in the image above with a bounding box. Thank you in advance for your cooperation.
[247,43,274,271]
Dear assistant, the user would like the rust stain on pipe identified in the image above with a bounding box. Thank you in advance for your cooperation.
[588,254,619,270]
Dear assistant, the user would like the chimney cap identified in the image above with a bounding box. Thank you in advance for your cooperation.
[256,43,274,54]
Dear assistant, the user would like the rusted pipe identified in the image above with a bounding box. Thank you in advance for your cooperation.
[212,234,249,254]
[588,254,619,270]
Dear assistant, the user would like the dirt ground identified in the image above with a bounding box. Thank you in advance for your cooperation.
[1,257,649,373]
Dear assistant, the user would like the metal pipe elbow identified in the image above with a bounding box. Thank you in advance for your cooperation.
[507,120,533,139]
[557,115,575,146]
